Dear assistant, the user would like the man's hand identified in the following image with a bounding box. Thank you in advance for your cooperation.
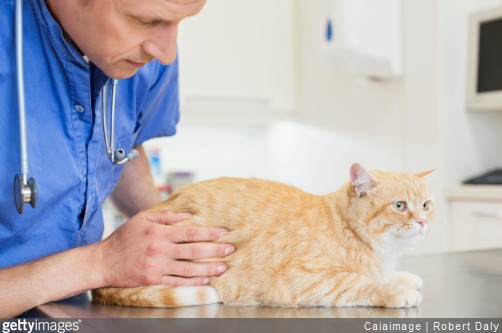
[0,211,234,318]
[103,145,234,287]
[97,210,234,288]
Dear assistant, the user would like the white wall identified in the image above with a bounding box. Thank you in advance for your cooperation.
[265,0,407,193]
[144,124,272,182]
[401,0,445,254]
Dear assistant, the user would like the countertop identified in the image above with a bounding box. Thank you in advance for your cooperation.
[35,248,502,318]
[446,185,502,201]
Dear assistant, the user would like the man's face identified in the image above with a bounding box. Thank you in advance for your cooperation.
[47,0,206,79]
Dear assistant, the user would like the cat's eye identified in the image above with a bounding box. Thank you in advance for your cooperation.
[422,200,432,211]
[392,201,407,212]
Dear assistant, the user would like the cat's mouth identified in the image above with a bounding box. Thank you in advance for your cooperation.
[392,229,423,242]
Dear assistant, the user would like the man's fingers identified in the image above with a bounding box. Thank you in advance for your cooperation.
[169,242,235,260]
[146,210,192,225]
[167,225,229,243]
[167,261,228,278]
[142,211,230,243]
[158,275,212,288]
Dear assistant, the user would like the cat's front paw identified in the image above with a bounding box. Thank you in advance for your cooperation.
[389,271,423,290]
[377,285,422,308]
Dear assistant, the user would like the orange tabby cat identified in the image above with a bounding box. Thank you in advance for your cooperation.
[93,163,434,308]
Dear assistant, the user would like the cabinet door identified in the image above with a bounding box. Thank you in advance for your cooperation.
[177,0,295,114]
[450,201,502,251]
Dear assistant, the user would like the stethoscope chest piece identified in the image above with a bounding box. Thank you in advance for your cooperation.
[14,174,38,214]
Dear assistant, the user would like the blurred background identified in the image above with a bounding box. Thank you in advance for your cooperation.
[105,0,502,256]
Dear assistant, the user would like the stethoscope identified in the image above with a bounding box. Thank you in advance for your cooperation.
[13,0,138,214]
[101,79,139,165]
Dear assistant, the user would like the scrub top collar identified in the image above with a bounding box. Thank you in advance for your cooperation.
[31,0,110,109]
[30,0,89,68]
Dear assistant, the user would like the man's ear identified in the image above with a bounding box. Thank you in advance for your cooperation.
[350,163,377,197]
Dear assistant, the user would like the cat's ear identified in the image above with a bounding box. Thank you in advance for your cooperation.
[350,163,377,197]
[415,169,437,178]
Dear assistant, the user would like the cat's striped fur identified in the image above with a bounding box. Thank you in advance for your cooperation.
[93,163,434,308]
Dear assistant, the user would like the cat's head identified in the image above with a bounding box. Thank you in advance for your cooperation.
[347,163,435,254]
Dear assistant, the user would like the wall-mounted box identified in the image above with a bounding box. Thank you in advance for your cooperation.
[322,0,403,79]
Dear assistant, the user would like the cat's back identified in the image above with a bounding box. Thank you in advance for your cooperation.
[157,177,320,230]
[169,176,306,202]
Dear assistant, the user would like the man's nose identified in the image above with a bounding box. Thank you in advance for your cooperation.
[144,23,179,65]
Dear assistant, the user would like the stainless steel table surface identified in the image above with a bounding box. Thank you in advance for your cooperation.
[36,248,502,318]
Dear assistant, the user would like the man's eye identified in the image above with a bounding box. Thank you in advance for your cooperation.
[137,17,162,26]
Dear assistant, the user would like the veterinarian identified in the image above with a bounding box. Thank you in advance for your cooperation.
[0,0,235,318]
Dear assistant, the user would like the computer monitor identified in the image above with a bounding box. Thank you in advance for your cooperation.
[466,6,502,111]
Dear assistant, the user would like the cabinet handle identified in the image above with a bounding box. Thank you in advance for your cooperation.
[472,211,502,220]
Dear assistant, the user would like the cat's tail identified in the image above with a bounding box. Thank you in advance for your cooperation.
[92,285,221,308]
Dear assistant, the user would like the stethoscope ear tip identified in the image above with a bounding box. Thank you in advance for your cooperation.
[113,148,139,165]
[127,149,139,161]
[113,149,126,162]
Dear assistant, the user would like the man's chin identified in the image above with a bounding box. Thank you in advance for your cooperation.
[102,67,139,80]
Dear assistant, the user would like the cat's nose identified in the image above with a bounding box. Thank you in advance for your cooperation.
[416,220,426,228]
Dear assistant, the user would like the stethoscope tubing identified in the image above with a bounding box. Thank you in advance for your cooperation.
[14,0,38,214]
[102,79,119,164]
[102,79,139,165]
[15,0,29,183]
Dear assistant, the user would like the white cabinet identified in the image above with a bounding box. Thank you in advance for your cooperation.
[447,186,502,251]
[322,0,403,79]
[177,0,296,117]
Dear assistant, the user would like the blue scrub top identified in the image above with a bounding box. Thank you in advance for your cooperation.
[0,0,180,267]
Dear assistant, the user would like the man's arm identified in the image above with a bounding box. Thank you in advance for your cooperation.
[108,145,163,217]
[0,241,104,318]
